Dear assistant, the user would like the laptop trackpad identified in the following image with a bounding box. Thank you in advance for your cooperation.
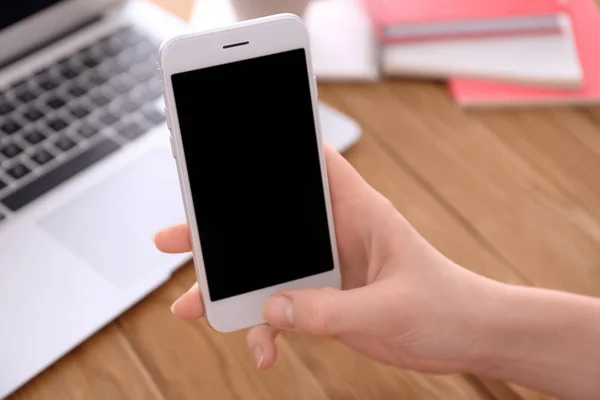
[38,148,185,288]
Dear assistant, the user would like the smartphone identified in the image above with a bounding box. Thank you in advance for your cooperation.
[158,14,341,333]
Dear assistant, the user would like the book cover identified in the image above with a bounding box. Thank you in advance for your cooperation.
[363,0,567,42]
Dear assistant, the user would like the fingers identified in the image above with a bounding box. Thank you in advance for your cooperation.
[154,223,192,254]
[246,324,280,370]
[263,286,382,336]
[171,283,281,370]
[170,283,205,320]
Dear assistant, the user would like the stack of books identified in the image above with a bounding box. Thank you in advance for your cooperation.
[362,0,600,107]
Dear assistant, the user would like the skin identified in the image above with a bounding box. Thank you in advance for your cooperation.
[154,144,600,400]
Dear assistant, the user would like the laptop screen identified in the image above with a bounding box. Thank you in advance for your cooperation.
[1,0,66,30]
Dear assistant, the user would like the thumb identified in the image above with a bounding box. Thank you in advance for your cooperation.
[262,286,379,336]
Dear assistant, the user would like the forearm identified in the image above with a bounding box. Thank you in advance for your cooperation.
[474,283,600,400]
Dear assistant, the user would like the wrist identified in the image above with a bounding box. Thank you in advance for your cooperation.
[468,282,600,400]
[452,275,513,373]
[471,282,568,377]
[469,282,530,373]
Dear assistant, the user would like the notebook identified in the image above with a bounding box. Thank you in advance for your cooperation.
[362,0,568,43]
[382,16,582,88]
[190,0,380,82]
[450,0,600,107]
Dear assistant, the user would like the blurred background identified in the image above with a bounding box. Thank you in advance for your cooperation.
[3,0,600,399]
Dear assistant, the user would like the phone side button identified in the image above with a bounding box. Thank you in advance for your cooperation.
[169,136,177,159]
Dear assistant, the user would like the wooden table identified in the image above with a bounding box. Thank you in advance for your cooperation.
[10,1,600,399]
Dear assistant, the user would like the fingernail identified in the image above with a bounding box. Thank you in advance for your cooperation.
[170,296,182,314]
[252,345,264,370]
[269,296,294,326]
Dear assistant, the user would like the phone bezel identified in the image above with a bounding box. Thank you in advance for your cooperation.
[159,14,341,333]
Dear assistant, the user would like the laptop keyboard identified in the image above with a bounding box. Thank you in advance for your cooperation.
[0,25,165,214]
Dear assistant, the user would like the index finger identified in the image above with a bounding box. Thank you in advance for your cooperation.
[171,282,205,320]
[154,223,192,253]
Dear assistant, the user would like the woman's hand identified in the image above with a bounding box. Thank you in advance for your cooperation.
[154,143,497,373]
[155,144,600,400]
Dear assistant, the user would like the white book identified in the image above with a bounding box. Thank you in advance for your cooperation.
[382,16,582,88]
[190,0,380,82]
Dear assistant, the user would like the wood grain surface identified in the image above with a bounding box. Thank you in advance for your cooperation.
[9,1,600,399]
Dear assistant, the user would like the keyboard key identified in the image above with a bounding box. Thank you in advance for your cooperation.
[137,85,160,102]
[129,90,151,106]
[1,120,21,135]
[0,99,15,115]
[76,122,99,138]
[110,77,135,94]
[24,130,46,144]
[81,55,101,68]
[100,38,127,57]
[121,99,141,113]
[147,81,162,99]
[34,67,50,76]
[99,111,119,126]
[116,52,138,69]
[57,57,70,66]
[38,77,59,91]
[100,59,128,75]
[48,118,68,132]
[1,143,23,158]
[77,43,95,55]
[16,87,37,103]
[54,135,77,151]
[115,27,144,46]
[141,108,165,125]
[23,107,44,122]
[67,84,86,97]
[130,42,154,63]
[59,65,81,79]
[97,36,113,48]
[133,63,157,83]
[69,105,89,119]
[77,78,96,93]
[11,79,26,89]
[1,138,121,211]
[7,163,30,180]
[0,179,6,191]
[89,91,111,106]
[108,35,131,52]
[89,71,109,86]
[111,105,128,119]
[46,96,66,110]
[117,121,145,140]
[34,70,52,81]
[31,149,54,165]
[103,46,121,58]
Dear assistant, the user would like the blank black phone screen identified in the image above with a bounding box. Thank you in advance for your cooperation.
[171,49,335,301]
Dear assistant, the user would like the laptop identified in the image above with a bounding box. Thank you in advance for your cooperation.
[0,1,361,397]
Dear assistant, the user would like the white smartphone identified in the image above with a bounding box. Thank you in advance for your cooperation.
[158,14,341,333]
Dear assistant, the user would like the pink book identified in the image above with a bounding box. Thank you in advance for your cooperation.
[450,0,600,107]
[361,0,567,43]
